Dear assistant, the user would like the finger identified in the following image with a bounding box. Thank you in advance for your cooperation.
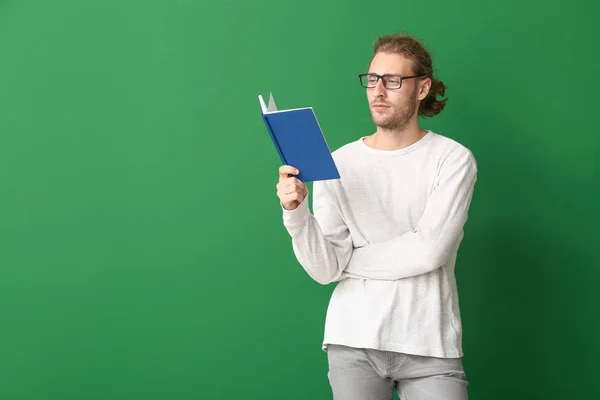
[280,181,305,195]
[281,177,305,188]
[279,165,299,178]
[282,191,305,204]
[286,178,305,189]
[276,180,300,193]
[277,178,305,193]
[277,182,306,199]
[292,177,306,189]
[277,186,301,198]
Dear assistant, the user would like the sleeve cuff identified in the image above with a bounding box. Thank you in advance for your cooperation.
[282,198,310,227]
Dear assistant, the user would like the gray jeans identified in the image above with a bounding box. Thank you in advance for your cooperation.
[326,344,468,400]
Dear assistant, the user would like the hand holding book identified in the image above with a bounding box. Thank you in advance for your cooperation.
[276,165,308,211]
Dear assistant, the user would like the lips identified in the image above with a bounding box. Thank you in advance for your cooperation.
[372,104,390,109]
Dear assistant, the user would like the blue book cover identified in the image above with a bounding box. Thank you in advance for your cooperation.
[258,92,340,183]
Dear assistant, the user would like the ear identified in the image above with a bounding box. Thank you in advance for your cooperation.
[418,77,431,101]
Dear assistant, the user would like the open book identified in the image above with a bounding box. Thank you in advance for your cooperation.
[257,92,340,182]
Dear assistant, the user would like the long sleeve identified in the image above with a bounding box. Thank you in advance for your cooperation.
[282,180,353,285]
[342,148,478,281]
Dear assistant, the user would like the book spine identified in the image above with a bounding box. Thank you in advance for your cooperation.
[262,114,287,165]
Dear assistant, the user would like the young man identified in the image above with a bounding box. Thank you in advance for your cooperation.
[276,32,477,400]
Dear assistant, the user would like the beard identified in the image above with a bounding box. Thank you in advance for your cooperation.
[370,88,418,131]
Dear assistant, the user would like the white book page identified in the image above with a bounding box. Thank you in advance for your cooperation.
[258,94,268,113]
[258,92,311,114]
[267,92,277,112]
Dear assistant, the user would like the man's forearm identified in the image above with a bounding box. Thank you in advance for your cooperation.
[283,199,353,285]
[343,230,462,280]
[343,150,477,281]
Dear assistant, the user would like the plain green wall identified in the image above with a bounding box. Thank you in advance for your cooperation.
[0,0,598,399]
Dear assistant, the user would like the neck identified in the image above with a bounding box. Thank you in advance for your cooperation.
[364,118,426,151]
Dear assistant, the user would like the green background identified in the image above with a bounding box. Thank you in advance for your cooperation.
[0,0,598,399]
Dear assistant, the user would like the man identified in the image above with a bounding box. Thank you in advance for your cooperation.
[275,32,477,400]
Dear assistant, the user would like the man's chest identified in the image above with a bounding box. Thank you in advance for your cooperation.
[331,159,438,241]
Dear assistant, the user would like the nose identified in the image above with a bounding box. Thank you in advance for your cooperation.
[372,79,386,98]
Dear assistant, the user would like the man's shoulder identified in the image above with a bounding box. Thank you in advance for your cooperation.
[329,137,364,163]
[331,137,362,155]
[429,131,476,162]
[325,131,476,165]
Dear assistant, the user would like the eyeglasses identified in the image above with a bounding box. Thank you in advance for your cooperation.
[358,73,425,90]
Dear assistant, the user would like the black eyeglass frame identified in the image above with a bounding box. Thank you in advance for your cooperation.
[358,73,426,90]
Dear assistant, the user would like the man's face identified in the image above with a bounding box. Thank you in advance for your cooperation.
[367,52,424,131]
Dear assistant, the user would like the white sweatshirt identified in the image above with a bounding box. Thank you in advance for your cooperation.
[281,130,477,358]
